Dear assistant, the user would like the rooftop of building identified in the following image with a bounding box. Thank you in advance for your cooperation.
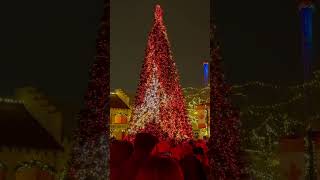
[0,99,63,151]
[110,93,130,109]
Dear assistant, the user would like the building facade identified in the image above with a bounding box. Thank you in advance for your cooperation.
[110,89,131,140]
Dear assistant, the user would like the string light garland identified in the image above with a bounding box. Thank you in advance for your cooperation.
[126,5,193,142]
[15,160,56,175]
[0,97,24,104]
[182,70,320,107]
[185,96,205,124]
[183,86,209,125]
[247,93,304,111]
[68,0,110,179]
[232,73,320,91]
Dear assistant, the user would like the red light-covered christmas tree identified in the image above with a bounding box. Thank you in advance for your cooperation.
[68,0,110,179]
[127,5,193,141]
[208,24,241,179]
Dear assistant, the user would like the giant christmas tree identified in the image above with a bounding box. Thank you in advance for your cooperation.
[68,0,110,179]
[127,5,193,141]
[208,24,241,179]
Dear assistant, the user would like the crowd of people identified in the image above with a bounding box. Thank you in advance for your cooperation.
[110,133,209,180]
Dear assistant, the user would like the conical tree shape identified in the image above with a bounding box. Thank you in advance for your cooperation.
[68,0,110,179]
[208,24,241,179]
[127,5,193,141]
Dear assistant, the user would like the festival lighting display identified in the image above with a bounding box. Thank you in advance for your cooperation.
[127,5,193,142]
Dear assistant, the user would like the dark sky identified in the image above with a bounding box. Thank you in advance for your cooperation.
[215,0,320,85]
[1,0,319,106]
[0,0,104,106]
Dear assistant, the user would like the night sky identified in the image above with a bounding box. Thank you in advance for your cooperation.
[1,0,320,106]
[0,0,104,106]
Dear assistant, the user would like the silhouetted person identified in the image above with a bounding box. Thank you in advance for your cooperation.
[171,143,183,160]
[188,140,195,147]
[196,139,208,153]
[110,140,133,180]
[180,155,208,180]
[136,156,184,180]
[119,133,159,180]
[181,141,193,158]
[152,139,171,156]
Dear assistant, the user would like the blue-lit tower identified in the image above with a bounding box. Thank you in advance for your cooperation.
[203,61,209,86]
[299,0,314,79]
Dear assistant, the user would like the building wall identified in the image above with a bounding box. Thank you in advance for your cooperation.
[110,90,132,140]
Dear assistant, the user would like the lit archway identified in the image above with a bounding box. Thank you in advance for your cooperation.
[15,160,56,180]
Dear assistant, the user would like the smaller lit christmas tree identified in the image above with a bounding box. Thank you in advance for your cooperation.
[68,0,110,179]
[208,24,241,179]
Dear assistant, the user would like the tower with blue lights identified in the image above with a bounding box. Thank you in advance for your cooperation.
[203,61,209,86]
[299,0,314,79]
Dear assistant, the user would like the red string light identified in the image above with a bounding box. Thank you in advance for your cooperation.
[208,30,242,179]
